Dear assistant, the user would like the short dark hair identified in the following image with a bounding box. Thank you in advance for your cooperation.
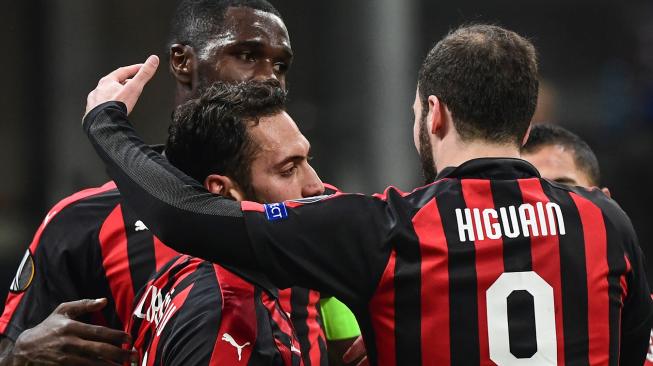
[418,24,539,145]
[166,80,287,196]
[522,124,601,185]
[168,0,282,51]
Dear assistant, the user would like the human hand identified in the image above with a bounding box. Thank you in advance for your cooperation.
[12,298,135,365]
[342,335,368,366]
[84,55,159,117]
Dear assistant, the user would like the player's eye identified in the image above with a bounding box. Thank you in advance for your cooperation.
[273,62,288,74]
[237,51,256,62]
[280,165,297,177]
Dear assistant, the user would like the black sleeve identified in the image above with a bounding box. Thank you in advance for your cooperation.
[619,227,653,365]
[0,204,104,341]
[83,102,254,267]
[83,102,393,304]
[589,191,653,365]
[242,194,395,304]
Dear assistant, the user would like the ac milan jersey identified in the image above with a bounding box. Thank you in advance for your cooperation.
[278,288,326,366]
[129,255,302,365]
[0,181,178,338]
[1,181,327,366]
[85,102,653,365]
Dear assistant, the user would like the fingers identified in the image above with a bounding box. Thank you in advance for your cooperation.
[50,353,122,366]
[65,321,131,347]
[65,337,135,364]
[84,55,159,117]
[55,298,107,319]
[342,335,366,363]
[120,55,159,115]
[103,64,143,85]
[129,55,159,88]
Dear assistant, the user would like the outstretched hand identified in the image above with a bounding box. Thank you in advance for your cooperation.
[84,55,159,117]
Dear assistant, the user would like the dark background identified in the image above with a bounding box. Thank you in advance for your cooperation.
[2,0,652,311]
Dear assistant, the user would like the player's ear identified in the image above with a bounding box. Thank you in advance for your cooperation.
[170,44,196,87]
[427,95,443,135]
[204,174,245,201]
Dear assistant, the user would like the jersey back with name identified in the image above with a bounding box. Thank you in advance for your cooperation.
[82,105,653,366]
[365,174,649,365]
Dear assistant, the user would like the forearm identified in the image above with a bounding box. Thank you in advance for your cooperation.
[82,102,255,267]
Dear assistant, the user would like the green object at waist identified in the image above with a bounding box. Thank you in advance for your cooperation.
[320,297,361,340]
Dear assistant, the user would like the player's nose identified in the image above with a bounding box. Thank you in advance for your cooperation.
[252,61,278,82]
[302,167,325,198]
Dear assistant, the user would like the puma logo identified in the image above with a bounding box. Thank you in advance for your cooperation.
[222,333,250,361]
[135,220,148,232]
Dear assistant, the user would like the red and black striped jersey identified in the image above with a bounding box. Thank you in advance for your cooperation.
[278,288,326,366]
[244,162,653,366]
[85,102,653,366]
[0,181,179,338]
[0,177,327,366]
[129,255,302,366]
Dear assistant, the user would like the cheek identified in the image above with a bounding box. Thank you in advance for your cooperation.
[413,118,421,151]
[213,59,254,81]
[251,175,297,203]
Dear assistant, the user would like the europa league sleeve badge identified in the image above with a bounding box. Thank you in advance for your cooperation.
[9,249,35,293]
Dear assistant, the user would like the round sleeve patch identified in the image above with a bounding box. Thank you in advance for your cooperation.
[9,249,35,293]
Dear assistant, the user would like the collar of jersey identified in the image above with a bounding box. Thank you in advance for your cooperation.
[435,157,540,181]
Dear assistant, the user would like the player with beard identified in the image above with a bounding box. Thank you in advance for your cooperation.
[0,1,334,365]
[84,24,653,365]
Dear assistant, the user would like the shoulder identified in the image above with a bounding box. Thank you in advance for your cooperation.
[567,184,635,237]
[30,182,122,253]
[543,179,639,253]
[42,181,120,225]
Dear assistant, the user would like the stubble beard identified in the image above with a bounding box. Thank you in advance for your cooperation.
[419,114,438,185]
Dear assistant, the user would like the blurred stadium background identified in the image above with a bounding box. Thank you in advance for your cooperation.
[2,0,652,310]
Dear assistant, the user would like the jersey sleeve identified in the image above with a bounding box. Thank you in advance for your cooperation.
[619,224,653,365]
[242,195,394,305]
[589,190,653,365]
[83,102,394,305]
[0,201,106,341]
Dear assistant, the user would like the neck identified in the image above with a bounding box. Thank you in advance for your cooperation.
[174,84,194,107]
[434,138,521,171]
